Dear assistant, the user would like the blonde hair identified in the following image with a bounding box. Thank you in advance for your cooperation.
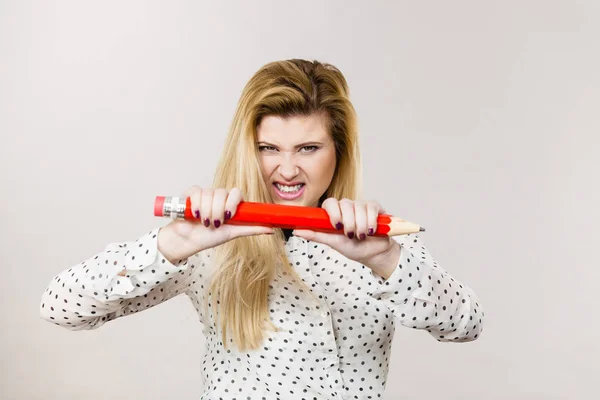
[207,59,363,351]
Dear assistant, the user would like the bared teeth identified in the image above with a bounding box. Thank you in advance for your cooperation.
[275,183,304,193]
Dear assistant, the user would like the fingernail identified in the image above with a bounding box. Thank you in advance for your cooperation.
[214,220,221,228]
[194,210,200,219]
[359,233,366,240]
[347,232,354,239]
[224,210,231,220]
[336,222,343,230]
[203,218,210,227]
[368,227,374,236]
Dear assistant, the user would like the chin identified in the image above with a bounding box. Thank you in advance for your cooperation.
[274,198,311,207]
[274,198,304,204]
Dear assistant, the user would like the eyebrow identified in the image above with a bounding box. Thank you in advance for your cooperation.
[257,141,324,148]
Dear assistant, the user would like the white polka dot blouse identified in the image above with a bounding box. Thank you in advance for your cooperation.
[40,228,484,399]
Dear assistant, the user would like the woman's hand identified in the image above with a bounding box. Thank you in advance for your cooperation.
[292,198,400,277]
[157,186,275,263]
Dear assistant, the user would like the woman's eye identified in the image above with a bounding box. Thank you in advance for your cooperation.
[258,145,318,153]
[259,146,277,151]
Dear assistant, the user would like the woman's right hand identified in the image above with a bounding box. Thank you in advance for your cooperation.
[157,186,275,263]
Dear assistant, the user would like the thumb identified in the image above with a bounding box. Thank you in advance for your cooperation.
[229,225,275,239]
[292,229,332,245]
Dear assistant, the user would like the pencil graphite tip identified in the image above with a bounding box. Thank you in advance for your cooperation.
[419,227,426,232]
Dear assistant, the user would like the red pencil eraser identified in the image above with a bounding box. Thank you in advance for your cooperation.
[154,196,165,217]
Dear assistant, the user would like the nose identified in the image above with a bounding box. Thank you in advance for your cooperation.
[277,153,299,180]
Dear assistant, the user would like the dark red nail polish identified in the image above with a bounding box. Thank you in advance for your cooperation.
[368,227,374,236]
[194,210,200,219]
[214,220,221,228]
[336,222,343,230]
[359,233,366,240]
[224,210,231,220]
[203,218,210,227]
[348,232,354,239]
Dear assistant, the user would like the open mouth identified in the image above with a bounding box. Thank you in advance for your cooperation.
[273,183,305,199]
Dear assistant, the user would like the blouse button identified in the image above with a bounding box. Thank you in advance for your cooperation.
[321,312,328,318]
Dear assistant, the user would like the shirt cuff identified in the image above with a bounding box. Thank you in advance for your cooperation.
[101,227,188,299]
[367,242,434,308]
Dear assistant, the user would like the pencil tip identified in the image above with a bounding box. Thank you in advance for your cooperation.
[419,227,426,232]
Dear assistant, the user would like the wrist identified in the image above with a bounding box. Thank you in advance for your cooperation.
[158,224,195,264]
[365,241,401,280]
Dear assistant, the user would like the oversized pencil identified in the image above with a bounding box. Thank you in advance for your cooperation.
[154,196,424,236]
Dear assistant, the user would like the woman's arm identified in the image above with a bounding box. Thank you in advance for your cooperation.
[39,226,203,330]
[367,234,485,342]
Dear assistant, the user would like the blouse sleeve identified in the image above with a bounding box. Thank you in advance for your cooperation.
[39,227,202,330]
[367,233,485,342]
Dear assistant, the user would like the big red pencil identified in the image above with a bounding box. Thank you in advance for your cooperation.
[154,196,424,237]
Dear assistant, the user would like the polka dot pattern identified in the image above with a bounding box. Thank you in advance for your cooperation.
[40,228,484,399]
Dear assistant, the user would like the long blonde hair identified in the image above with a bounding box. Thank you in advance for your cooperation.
[207,59,363,351]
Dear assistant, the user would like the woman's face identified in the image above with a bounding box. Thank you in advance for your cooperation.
[257,112,337,207]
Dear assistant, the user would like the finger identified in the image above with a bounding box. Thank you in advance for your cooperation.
[339,198,356,239]
[354,201,368,240]
[366,201,380,236]
[189,187,202,220]
[211,188,227,228]
[181,185,202,219]
[321,197,343,230]
[224,187,242,221]
[200,188,213,228]
[181,185,200,198]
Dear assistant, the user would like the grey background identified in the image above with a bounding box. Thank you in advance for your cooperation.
[1,1,598,399]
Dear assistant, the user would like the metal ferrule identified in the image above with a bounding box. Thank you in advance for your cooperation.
[164,196,186,219]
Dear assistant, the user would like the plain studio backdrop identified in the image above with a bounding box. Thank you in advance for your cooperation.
[1,1,598,399]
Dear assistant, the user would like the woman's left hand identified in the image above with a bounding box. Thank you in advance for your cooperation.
[292,198,400,273]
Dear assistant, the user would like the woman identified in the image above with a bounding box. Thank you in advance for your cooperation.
[40,59,484,399]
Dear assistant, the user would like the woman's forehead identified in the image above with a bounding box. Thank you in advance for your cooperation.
[256,114,330,143]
